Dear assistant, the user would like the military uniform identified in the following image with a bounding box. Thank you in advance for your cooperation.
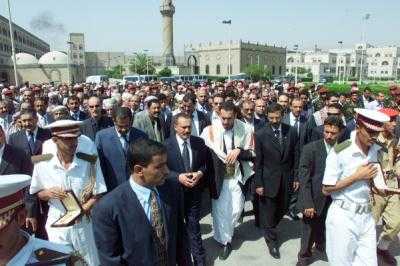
[343,101,364,121]
[373,133,400,249]
[323,109,390,266]
[30,120,107,266]
[312,98,324,112]
[0,175,72,266]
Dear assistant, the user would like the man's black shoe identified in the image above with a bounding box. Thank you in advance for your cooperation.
[377,248,397,265]
[288,210,300,220]
[296,255,311,266]
[219,243,232,260]
[264,237,280,259]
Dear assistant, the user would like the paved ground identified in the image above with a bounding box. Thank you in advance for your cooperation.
[200,200,400,266]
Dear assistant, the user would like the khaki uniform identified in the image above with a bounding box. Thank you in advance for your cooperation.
[372,134,400,244]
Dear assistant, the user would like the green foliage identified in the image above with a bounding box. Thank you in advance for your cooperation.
[244,64,272,81]
[129,53,155,75]
[103,65,124,79]
[303,82,390,95]
[158,67,172,77]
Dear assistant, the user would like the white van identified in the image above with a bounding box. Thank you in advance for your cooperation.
[86,75,108,84]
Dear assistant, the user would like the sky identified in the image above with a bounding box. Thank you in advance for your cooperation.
[1,0,399,56]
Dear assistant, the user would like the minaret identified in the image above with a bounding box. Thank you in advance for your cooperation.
[160,0,175,66]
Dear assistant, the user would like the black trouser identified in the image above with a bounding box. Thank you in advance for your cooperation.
[298,205,329,257]
[184,189,206,265]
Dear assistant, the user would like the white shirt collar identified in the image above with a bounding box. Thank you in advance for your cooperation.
[176,134,190,146]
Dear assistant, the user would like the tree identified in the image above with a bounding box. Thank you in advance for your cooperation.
[128,53,155,75]
[158,67,172,77]
[244,64,272,81]
[103,65,124,79]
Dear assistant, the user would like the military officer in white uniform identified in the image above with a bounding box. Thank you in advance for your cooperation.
[30,120,107,266]
[322,108,390,266]
[0,175,72,266]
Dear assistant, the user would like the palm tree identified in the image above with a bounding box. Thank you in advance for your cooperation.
[129,53,155,75]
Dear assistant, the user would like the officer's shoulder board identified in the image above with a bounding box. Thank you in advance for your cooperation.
[76,152,97,163]
[334,140,352,153]
[25,247,71,266]
[31,154,53,164]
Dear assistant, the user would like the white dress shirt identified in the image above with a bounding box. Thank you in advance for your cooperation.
[191,111,200,136]
[223,129,234,153]
[176,134,192,167]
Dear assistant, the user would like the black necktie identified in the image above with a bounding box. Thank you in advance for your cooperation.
[28,131,35,153]
[150,191,167,266]
[182,140,191,172]
[294,118,299,134]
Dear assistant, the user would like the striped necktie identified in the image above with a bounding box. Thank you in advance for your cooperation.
[150,190,167,266]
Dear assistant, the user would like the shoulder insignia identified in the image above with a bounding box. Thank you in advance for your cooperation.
[76,152,97,163]
[334,140,352,153]
[31,154,53,164]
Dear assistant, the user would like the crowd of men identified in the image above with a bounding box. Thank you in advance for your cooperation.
[0,79,399,266]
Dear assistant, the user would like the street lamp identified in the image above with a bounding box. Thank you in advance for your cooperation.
[143,49,150,75]
[66,41,73,85]
[359,13,371,84]
[222,19,232,81]
[293,44,299,85]
[337,41,343,84]
[7,0,18,87]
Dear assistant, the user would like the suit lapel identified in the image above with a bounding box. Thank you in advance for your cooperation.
[110,129,125,157]
[0,146,10,174]
[265,125,282,152]
[172,136,186,172]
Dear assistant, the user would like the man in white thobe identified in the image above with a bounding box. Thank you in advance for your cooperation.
[201,101,254,260]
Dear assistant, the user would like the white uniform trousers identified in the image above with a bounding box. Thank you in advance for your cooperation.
[326,201,377,266]
[212,179,244,245]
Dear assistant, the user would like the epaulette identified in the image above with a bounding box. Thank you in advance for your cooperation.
[31,154,53,164]
[76,152,97,163]
[26,247,71,266]
[334,140,352,153]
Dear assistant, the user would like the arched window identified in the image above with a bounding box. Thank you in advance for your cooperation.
[287,57,294,63]
[216,64,221,75]
[382,61,389,66]
[375,53,381,57]
[205,65,209,74]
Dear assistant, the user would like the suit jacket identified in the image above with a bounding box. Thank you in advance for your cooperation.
[92,179,191,266]
[240,117,265,132]
[0,144,36,217]
[95,127,148,191]
[81,116,114,141]
[296,139,331,216]
[70,110,88,121]
[168,111,211,137]
[133,110,169,142]
[254,123,299,198]
[8,128,52,156]
[282,112,307,150]
[164,135,209,190]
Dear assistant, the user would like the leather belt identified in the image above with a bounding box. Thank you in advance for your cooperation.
[333,199,372,214]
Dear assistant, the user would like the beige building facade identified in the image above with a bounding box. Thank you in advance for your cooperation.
[184,40,286,77]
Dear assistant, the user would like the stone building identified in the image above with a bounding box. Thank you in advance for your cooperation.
[184,40,286,77]
[366,46,400,79]
[0,15,50,83]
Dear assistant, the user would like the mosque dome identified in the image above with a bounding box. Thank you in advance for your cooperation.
[10,53,38,65]
[38,51,68,65]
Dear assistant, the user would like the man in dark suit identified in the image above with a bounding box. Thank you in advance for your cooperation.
[92,138,191,266]
[240,100,265,132]
[8,109,51,156]
[169,94,211,137]
[282,98,309,220]
[0,125,38,235]
[81,96,114,141]
[165,113,208,266]
[34,96,54,128]
[254,103,299,259]
[96,107,147,192]
[67,95,88,121]
[296,116,344,266]
[133,98,169,142]
[196,87,212,115]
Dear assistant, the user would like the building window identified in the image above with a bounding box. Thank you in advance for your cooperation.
[279,66,282,75]
[216,64,221,75]
[382,61,389,66]
[375,53,381,57]
[79,45,83,50]
[205,65,209,74]
[272,65,276,75]
[287,57,294,63]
